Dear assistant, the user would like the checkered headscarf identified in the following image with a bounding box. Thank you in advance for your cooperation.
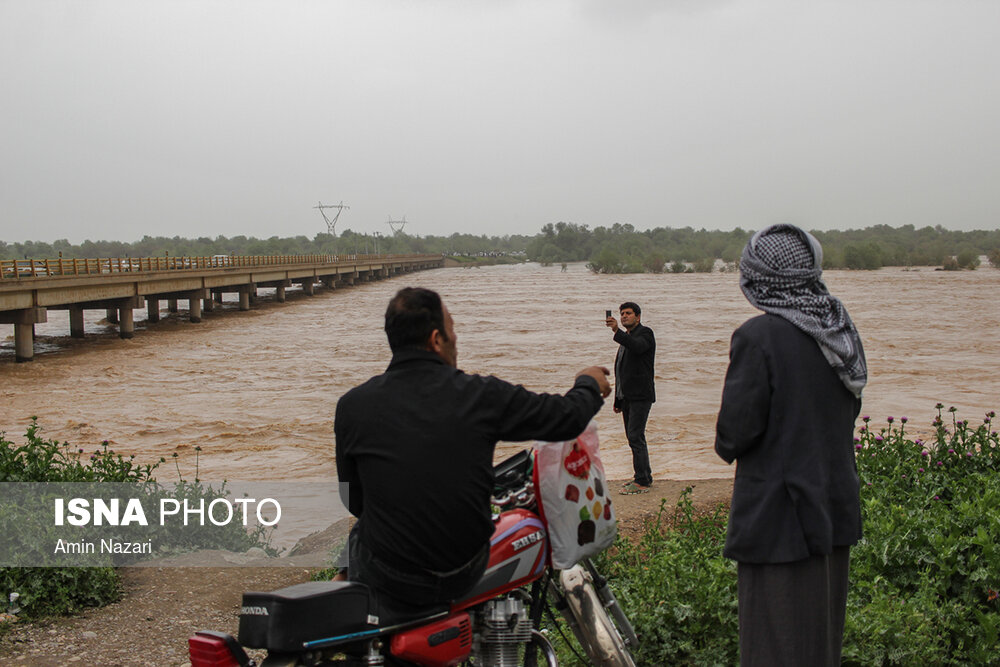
[740,224,868,398]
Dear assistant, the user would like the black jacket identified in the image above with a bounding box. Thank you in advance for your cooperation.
[613,322,656,407]
[335,349,604,574]
[715,314,862,564]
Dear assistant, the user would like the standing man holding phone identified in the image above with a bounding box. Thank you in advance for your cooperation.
[606,302,656,494]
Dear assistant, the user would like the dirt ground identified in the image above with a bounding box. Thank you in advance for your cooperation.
[0,478,732,666]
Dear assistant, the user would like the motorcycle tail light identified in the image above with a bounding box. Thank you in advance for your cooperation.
[189,630,250,667]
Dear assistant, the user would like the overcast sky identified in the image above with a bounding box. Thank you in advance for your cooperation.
[2,0,998,244]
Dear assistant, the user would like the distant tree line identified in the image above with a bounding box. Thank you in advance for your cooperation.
[527,222,1000,272]
[0,230,531,262]
[3,223,999,272]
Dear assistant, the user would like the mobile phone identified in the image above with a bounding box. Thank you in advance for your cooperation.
[605,310,612,318]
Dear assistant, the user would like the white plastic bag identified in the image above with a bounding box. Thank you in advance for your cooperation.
[533,422,617,570]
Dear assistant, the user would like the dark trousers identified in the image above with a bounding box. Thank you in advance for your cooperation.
[347,523,489,624]
[737,546,851,667]
[620,399,653,486]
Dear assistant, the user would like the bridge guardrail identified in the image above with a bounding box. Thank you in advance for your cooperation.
[0,254,436,280]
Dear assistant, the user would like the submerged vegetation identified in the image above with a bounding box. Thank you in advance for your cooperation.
[4,223,1000,273]
[590,406,1000,666]
[533,222,1000,272]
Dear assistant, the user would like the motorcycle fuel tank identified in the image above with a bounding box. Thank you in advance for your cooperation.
[455,508,549,608]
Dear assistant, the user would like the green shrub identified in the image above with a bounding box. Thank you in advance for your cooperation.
[227,406,1000,664]
[0,419,159,624]
[587,247,625,274]
[642,252,667,273]
[692,258,715,273]
[0,419,273,626]
[843,407,1000,665]
[588,490,738,666]
[583,406,1000,665]
[844,243,884,269]
[956,250,981,270]
[0,418,158,484]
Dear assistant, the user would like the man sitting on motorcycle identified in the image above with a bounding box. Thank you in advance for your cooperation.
[335,286,611,622]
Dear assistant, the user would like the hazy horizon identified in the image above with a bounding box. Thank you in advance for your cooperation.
[3,1,999,244]
[6,221,1000,249]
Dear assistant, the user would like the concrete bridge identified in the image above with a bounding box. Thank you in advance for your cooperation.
[0,253,444,362]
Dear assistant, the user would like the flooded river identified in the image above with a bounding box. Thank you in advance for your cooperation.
[2,263,998,483]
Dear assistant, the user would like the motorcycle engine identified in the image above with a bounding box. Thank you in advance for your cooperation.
[472,597,532,667]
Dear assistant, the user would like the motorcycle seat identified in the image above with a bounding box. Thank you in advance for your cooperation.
[238,580,375,651]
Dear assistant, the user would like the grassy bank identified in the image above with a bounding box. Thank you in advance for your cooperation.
[575,406,1000,666]
[0,420,271,631]
[6,407,999,664]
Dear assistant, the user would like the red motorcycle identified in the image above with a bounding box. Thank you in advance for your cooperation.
[188,449,638,666]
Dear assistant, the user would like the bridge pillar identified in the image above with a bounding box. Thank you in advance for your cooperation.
[167,299,178,313]
[189,293,202,323]
[1,308,47,362]
[14,323,33,362]
[69,307,85,338]
[119,306,135,339]
[147,298,160,323]
[214,291,223,304]
[106,308,119,324]
[276,284,286,302]
[239,287,251,311]
[202,294,215,312]
[302,280,315,296]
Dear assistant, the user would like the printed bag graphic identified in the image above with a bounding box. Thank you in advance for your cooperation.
[533,422,617,570]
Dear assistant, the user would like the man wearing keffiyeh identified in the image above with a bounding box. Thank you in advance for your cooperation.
[715,224,866,667]
[739,224,867,398]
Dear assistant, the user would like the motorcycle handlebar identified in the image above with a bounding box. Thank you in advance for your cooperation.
[492,448,532,492]
[492,449,535,510]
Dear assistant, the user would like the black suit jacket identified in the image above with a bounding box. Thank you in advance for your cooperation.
[613,322,656,407]
[715,314,862,564]
[335,349,603,574]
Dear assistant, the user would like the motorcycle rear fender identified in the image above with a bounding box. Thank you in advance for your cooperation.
[188,630,252,667]
[390,611,472,667]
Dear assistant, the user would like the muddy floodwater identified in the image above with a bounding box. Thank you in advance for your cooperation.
[2,263,998,484]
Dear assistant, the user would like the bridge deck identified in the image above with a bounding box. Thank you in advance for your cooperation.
[0,253,443,362]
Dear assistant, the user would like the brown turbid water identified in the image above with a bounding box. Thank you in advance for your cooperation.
[2,262,998,484]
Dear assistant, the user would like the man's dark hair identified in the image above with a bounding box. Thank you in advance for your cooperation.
[385,287,448,352]
[619,301,641,317]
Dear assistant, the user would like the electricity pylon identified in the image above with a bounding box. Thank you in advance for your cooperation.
[314,201,350,236]
[387,216,408,235]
